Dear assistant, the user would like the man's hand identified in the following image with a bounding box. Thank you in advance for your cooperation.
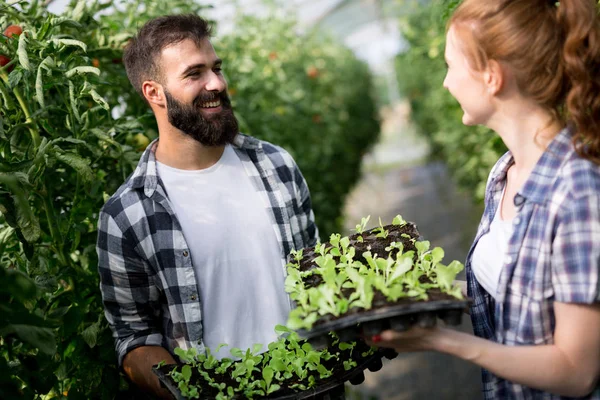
[123,346,177,399]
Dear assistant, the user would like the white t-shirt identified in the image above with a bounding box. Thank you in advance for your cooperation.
[156,144,290,359]
[471,191,514,300]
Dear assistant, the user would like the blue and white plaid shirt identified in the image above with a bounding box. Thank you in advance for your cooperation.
[96,134,318,367]
[466,128,600,399]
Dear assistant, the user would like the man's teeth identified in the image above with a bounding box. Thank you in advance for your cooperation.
[200,100,221,108]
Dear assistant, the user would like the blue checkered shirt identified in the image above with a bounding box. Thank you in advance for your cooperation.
[466,128,600,399]
[96,134,318,367]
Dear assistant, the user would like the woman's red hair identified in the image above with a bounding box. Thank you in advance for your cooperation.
[449,0,600,163]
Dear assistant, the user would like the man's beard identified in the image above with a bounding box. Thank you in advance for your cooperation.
[164,89,239,146]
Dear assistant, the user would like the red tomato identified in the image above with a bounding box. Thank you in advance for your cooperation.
[307,66,319,79]
[3,25,23,38]
[0,55,10,67]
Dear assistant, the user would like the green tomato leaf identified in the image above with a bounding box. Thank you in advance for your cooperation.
[17,34,31,71]
[65,66,100,78]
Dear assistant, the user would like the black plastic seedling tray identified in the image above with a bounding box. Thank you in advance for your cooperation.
[290,221,471,350]
[153,349,390,400]
[298,298,470,350]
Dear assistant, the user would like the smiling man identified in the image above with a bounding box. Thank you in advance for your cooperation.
[96,14,318,398]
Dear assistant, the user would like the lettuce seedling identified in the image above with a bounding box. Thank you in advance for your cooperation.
[435,260,464,292]
[374,217,389,239]
[392,215,407,226]
[355,215,370,234]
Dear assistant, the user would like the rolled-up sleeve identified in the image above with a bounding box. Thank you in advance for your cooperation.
[551,195,600,304]
[293,162,319,247]
[97,209,163,367]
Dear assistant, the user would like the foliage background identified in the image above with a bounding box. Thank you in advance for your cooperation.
[395,0,505,201]
[0,0,380,398]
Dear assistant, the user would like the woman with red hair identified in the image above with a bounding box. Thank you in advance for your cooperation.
[369,0,600,398]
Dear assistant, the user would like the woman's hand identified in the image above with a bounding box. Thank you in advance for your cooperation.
[363,302,600,397]
[365,325,446,353]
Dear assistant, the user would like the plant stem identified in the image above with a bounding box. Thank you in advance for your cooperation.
[41,187,68,266]
[0,69,41,149]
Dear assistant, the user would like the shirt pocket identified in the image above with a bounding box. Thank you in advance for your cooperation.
[504,289,555,345]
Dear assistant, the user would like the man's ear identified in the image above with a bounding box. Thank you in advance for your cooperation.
[142,80,165,107]
[483,59,504,96]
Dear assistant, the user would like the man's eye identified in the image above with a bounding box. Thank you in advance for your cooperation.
[214,67,222,73]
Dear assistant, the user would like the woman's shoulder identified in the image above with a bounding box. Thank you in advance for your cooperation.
[556,151,600,201]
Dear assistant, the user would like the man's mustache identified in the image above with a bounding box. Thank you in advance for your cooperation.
[192,91,231,107]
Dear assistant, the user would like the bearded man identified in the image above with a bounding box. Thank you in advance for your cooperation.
[96,14,318,398]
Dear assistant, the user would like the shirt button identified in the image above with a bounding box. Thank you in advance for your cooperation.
[183,250,189,257]
[190,295,197,301]
[505,255,512,264]
[514,195,525,206]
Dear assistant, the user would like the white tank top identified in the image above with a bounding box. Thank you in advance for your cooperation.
[471,190,514,299]
[157,144,290,359]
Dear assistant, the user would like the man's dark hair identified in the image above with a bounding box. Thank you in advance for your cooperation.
[123,14,213,99]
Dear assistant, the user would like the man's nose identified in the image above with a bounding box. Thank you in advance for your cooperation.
[206,71,226,93]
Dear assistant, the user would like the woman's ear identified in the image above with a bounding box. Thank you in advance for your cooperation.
[142,80,165,107]
[484,60,504,96]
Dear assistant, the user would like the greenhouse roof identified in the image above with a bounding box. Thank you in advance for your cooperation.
[46,0,427,74]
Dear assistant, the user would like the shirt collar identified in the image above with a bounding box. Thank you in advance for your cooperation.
[127,133,257,196]
[489,127,573,206]
[519,127,573,204]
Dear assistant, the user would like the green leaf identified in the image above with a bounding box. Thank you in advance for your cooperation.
[252,343,263,354]
[69,80,81,123]
[415,240,431,256]
[8,70,23,89]
[388,256,413,285]
[274,324,290,336]
[0,173,40,242]
[17,33,31,71]
[0,81,15,110]
[262,366,274,387]
[70,0,86,22]
[35,65,45,108]
[65,66,100,78]
[435,260,464,290]
[3,324,56,355]
[230,347,244,359]
[81,322,100,348]
[90,128,120,147]
[53,150,93,182]
[90,89,110,111]
[50,38,87,52]
[0,268,37,301]
[392,215,407,226]
[181,365,192,382]
[431,247,445,264]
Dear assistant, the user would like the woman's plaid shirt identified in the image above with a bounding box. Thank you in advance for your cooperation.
[466,128,600,399]
[96,134,318,367]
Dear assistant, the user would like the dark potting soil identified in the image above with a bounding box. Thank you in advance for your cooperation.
[155,339,377,399]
